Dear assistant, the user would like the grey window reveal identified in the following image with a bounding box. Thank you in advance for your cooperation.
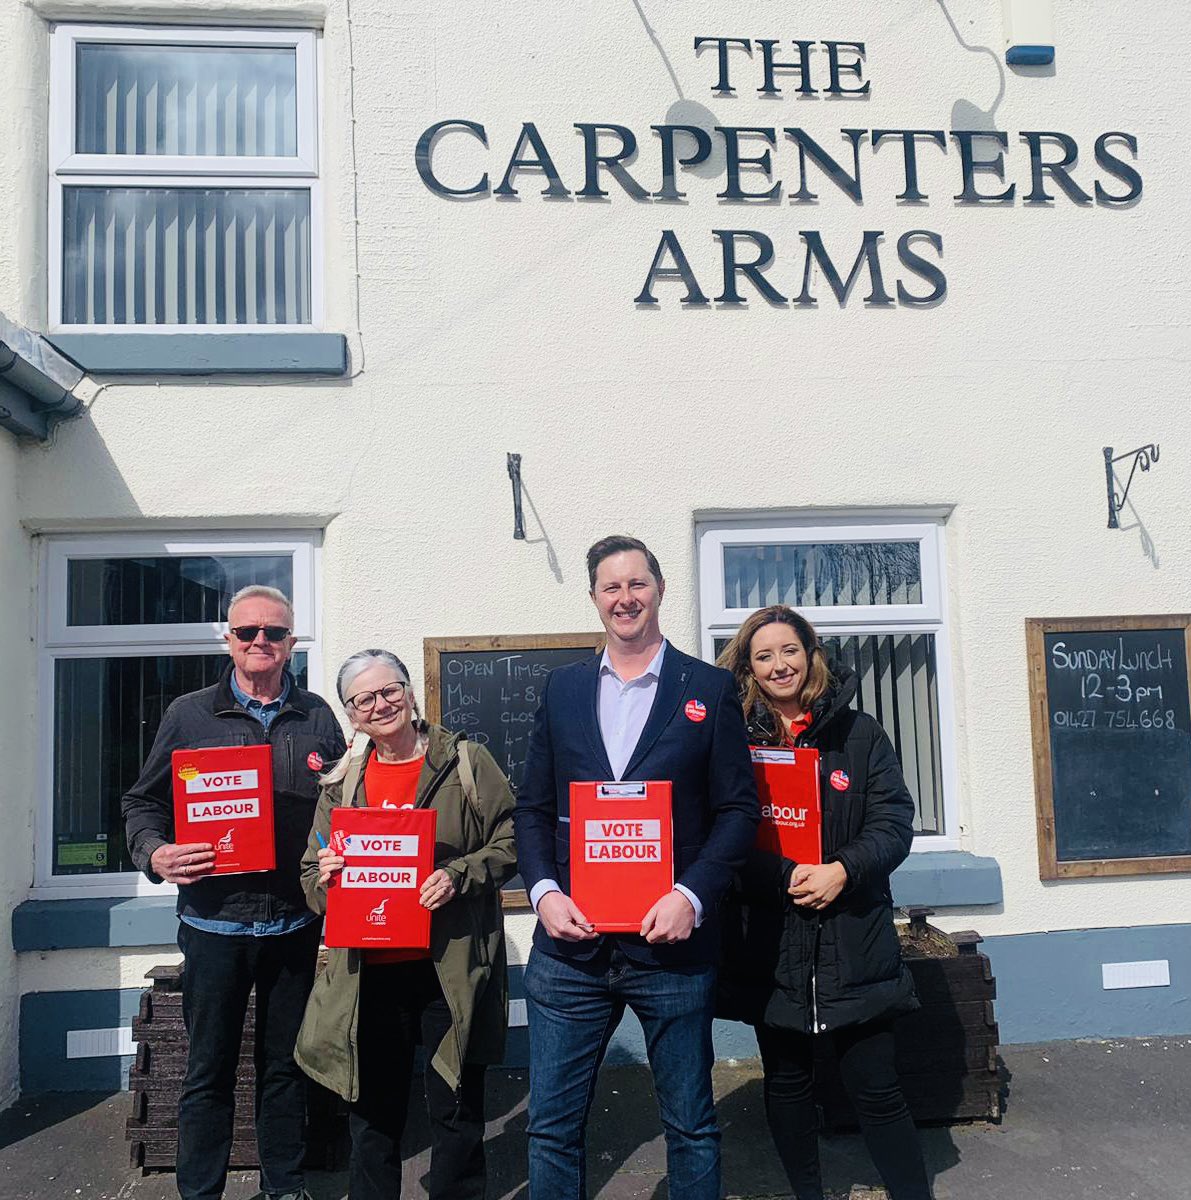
[75,43,299,158]
[52,652,308,875]
[67,554,292,626]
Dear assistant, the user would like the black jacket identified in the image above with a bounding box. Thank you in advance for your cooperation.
[122,663,347,924]
[718,665,919,1033]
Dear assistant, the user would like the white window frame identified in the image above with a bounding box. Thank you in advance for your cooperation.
[34,530,325,898]
[697,513,960,852]
[48,23,323,333]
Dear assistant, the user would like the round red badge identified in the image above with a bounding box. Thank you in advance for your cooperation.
[830,769,850,792]
[685,699,707,723]
[307,751,324,771]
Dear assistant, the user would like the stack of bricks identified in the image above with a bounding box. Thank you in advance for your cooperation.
[815,911,1002,1129]
[127,963,344,1172]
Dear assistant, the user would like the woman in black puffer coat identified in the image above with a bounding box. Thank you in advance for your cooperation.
[716,605,932,1200]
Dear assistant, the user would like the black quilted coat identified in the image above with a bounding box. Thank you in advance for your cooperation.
[718,665,919,1034]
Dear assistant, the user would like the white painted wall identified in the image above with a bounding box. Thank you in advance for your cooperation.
[0,434,36,1108]
[2,0,1190,1030]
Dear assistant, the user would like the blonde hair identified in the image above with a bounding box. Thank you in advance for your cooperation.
[715,606,833,729]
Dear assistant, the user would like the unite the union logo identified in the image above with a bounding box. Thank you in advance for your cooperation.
[367,897,389,926]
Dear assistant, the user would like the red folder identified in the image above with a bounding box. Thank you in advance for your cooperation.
[325,808,436,949]
[569,781,674,933]
[172,745,276,875]
[751,746,822,865]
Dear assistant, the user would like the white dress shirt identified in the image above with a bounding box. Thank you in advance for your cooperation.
[530,639,704,925]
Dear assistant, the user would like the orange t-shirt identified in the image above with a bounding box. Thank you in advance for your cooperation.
[784,713,814,744]
[361,754,431,964]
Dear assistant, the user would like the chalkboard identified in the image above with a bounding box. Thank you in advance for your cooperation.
[424,633,604,907]
[1027,616,1191,878]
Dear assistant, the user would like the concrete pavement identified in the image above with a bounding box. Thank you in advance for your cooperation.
[3,1036,1190,1199]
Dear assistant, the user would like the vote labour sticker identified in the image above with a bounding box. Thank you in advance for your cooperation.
[177,762,199,782]
[307,751,324,771]
[830,769,850,792]
[684,699,707,723]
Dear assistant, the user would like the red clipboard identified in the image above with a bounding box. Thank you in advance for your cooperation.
[751,746,822,865]
[569,780,674,933]
[172,745,275,875]
[325,807,436,949]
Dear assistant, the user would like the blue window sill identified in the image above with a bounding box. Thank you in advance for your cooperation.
[47,332,347,376]
[891,851,1002,908]
[13,895,180,951]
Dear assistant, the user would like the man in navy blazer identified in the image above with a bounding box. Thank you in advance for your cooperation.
[515,535,758,1200]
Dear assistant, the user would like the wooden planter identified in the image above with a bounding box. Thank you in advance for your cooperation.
[126,962,346,1173]
[814,911,1002,1130]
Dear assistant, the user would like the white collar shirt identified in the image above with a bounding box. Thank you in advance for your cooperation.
[597,640,667,780]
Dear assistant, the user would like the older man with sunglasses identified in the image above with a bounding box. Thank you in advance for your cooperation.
[123,585,345,1200]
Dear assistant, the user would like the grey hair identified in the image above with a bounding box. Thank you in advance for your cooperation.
[227,585,294,626]
[321,649,422,786]
[336,648,410,704]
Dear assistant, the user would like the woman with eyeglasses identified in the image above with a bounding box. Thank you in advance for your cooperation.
[294,649,516,1200]
[715,607,931,1200]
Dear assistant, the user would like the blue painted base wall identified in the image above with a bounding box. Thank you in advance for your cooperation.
[19,924,1191,1092]
[20,989,142,1093]
[983,925,1191,1044]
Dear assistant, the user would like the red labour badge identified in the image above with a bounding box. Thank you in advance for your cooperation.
[684,699,707,723]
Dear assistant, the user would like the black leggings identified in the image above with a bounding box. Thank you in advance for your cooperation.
[349,959,487,1200]
[755,1019,931,1200]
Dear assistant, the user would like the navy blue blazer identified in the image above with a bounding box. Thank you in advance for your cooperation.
[514,643,759,967]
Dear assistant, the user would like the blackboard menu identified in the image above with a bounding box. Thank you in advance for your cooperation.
[424,634,603,796]
[1027,617,1191,878]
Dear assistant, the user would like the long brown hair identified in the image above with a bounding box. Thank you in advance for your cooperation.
[716,606,833,728]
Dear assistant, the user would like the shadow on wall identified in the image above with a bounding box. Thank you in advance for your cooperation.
[1111,467,1160,569]
[31,405,145,525]
[517,477,564,584]
[936,0,1007,133]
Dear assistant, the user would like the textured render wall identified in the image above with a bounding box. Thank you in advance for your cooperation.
[4,0,1190,991]
[0,436,36,1107]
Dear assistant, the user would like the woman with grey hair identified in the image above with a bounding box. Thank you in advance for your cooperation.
[294,649,517,1200]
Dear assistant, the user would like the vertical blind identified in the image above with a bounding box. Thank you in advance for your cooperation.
[822,633,944,834]
[76,42,299,157]
[723,541,923,609]
[67,554,294,626]
[54,652,308,874]
[62,187,311,325]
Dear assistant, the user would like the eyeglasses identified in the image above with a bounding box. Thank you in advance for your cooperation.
[346,681,408,713]
[230,625,292,644]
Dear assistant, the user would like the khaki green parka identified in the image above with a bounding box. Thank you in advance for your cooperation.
[294,724,517,1099]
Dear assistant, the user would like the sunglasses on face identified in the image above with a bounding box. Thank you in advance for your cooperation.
[346,681,408,713]
[230,625,292,644]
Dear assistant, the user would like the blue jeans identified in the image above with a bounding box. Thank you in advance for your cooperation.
[523,942,720,1200]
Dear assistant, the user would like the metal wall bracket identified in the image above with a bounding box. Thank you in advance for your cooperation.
[1104,443,1159,529]
[507,453,526,540]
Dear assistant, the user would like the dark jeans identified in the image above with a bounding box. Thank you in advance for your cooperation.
[523,943,719,1200]
[176,919,322,1200]
[349,958,487,1200]
[755,1018,932,1200]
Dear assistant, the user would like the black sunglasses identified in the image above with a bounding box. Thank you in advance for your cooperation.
[230,625,291,644]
